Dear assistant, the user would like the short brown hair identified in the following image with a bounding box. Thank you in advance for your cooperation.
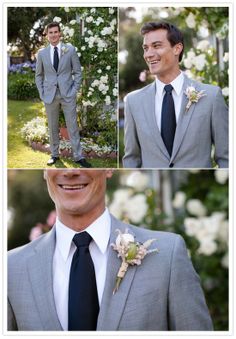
[141,22,184,62]
[46,22,61,33]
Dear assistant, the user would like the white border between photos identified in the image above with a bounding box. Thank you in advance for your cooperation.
[1,0,235,338]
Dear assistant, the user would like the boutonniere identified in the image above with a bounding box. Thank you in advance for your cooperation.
[111,229,159,294]
[61,46,69,55]
[184,85,206,112]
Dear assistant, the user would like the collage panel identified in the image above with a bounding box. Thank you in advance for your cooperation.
[7,169,228,331]
[119,7,229,169]
[7,6,118,169]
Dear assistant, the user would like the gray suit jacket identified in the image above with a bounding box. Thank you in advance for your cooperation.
[35,43,82,104]
[123,74,228,168]
[8,215,213,331]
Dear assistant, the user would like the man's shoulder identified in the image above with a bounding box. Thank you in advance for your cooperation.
[186,76,221,94]
[8,230,52,264]
[125,82,155,102]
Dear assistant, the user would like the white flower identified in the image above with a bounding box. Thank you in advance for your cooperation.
[196,40,210,52]
[172,191,186,209]
[223,52,229,62]
[101,27,113,36]
[100,75,108,83]
[109,8,115,14]
[184,218,202,237]
[95,17,104,26]
[113,88,118,96]
[186,13,196,29]
[90,8,96,13]
[194,54,206,71]
[183,50,196,69]
[115,233,134,247]
[125,171,149,191]
[105,95,111,105]
[86,16,93,23]
[53,16,61,23]
[68,28,74,37]
[197,238,217,256]
[106,65,111,70]
[124,194,148,223]
[81,46,86,51]
[97,69,102,74]
[186,199,207,217]
[184,86,206,111]
[69,20,76,25]
[64,7,70,12]
[222,87,229,97]
[214,170,228,184]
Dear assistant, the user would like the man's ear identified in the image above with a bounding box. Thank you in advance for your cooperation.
[174,43,183,57]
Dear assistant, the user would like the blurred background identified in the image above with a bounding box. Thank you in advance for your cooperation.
[119,7,229,161]
[8,169,228,330]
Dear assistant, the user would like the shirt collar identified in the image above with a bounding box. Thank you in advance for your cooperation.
[50,42,61,51]
[155,71,184,97]
[55,208,111,262]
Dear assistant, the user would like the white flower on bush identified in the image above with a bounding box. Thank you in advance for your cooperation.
[194,54,206,71]
[100,75,108,83]
[196,40,210,52]
[86,16,94,23]
[222,87,229,97]
[21,117,49,143]
[105,95,111,105]
[198,238,217,256]
[95,17,104,26]
[124,194,148,223]
[113,88,118,96]
[90,8,96,13]
[186,199,207,217]
[214,169,228,184]
[109,8,115,14]
[186,13,196,29]
[172,191,186,209]
[183,50,196,69]
[106,65,111,70]
[125,171,149,191]
[109,189,132,218]
[53,16,61,23]
[223,52,229,62]
[64,7,70,12]
[81,46,86,51]
[101,27,113,36]
[69,20,76,25]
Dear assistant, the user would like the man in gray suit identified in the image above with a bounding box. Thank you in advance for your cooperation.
[8,169,213,331]
[123,22,228,168]
[35,22,91,167]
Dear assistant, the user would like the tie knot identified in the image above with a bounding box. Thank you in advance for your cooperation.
[164,84,173,93]
[54,46,58,51]
[73,232,92,248]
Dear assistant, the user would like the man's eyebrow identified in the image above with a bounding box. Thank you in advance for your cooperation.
[142,40,163,47]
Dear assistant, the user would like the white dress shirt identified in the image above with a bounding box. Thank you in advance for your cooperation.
[50,42,61,65]
[53,208,111,330]
[155,72,184,131]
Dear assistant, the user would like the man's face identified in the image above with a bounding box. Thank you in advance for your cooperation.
[47,26,61,46]
[143,29,182,79]
[44,170,113,221]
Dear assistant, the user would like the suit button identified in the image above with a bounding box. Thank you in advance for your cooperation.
[169,163,174,168]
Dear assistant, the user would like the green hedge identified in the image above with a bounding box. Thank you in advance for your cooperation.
[8,73,39,100]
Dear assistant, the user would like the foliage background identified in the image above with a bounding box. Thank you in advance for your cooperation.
[8,169,229,331]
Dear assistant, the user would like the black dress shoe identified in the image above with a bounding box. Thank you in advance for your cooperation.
[47,157,59,166]
[75,158,92,168]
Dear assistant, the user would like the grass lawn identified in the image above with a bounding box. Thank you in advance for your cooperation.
[8,100,117,168]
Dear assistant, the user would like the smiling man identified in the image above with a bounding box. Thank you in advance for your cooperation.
[35,22,91,167]
[122,21,228,168]
[8,169,213,331]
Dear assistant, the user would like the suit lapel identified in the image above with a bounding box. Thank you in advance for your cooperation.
[171,75,199,162]
[57,43,66,73]
[45,45,56,72]
[143,82,170,160]
[97,216,138,330]
[27,228,62,330]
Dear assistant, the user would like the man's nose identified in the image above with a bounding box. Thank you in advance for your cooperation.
[144,48,155,59]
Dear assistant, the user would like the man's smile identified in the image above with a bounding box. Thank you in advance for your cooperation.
[58,183,89,191]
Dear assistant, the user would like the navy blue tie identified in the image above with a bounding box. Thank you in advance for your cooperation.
[161,84,176,156]
[68,232,99,331]
[53,46,59,72]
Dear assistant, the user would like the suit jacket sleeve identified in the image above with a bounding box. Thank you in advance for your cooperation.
[71,46,82,91]
[123,95,142,168]
[35,51,44,99]
[8,298,17,330]
[168,235,213,330]
[211,87,228,168]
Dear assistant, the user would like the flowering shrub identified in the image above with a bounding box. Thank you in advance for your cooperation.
[8,61,36,74]
[21,116,49,143]
[53,7,118,149]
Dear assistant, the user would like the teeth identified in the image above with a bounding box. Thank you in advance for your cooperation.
[60,184,87,190]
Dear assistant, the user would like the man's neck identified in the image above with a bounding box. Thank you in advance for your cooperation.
[156,69,181,84]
